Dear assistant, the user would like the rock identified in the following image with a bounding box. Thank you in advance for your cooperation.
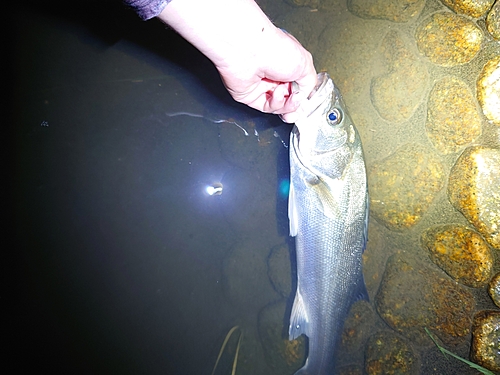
[425,76,482,154]
[488,272,500,308]
[369,144,445,231]
[375,253,475,346]
[477,56,500,126]
[258,300,306,374]
[219,167,277,236]
[364,331,420,375]
[416,12,483,67]
[371,31,429,123]
[440,0,495,18]
[338,365,363,375]
[284,0,320,8]
[347,0,425,22]
[267,243,292,298]
[421,224,493,288]
[470,310,500,372]
[448,146,500,249]
[340,301,375,354]
[487,1,500,40]
[278,7,327,56]
[317,8,384,108]
[223,238,280,311]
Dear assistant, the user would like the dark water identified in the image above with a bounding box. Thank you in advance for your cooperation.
[10,2,288,374]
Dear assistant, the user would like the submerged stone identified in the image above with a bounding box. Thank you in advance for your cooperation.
[421,224,493,288]
[425,76,482,154]
[284,0,320,7]
[369,144,444,231]
[440,0,495,18]
[364,331,420,375]
[371,31,428,123]
[448,146,500,249]
[488,272,500,308]
[347,0,425,22]
[487,1,500,40]
[375,254,475,346]
[477,56,500,126]
[416,12,483,66]
[340,301,375,354]
[219,167,277,236]
[317,9,384,108]
[338,365,363,375]
[223,238,280,311]
[470,310,500,372]
[267,243,292,298]
[258,301,306,374]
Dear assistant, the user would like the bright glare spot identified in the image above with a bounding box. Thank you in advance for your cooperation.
[206,183,223,196]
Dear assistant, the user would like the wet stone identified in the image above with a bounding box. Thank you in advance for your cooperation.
[317,13,384,108]
[477,56,500,126]
[487,1,500,40]
[416,12,483,67]
[440,0,495,18]
[267,243,292,298]
[219,168,277,236]
[338,365,363,375]
[470,310,500,372]
[369,144,445,231]
[284,0,320,7]
[364,331,420,375]
[371,31,429,123]
[375,253,475,346]
[223,238,279,311]
[258,300,306,374]
[448,146,500,249]
[347,0,425,22]
[488,272,500,308]
[421,224,493,288]
[425,76,482,154]
[340,301,375,354]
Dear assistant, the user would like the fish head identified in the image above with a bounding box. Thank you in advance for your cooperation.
[292,72,357,178]
[294,73,352,155]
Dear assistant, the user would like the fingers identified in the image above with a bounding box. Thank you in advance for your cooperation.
[237,81,308,124]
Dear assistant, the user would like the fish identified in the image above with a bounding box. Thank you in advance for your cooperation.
[288,72,369,374]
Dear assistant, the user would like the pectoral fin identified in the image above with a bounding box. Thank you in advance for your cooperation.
[310,178,341,219]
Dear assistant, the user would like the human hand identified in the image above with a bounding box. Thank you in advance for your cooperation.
[215,29,317,123]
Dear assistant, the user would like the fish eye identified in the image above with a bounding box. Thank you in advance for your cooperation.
[327,108,342,125]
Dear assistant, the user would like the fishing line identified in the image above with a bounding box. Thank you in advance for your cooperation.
[165,112,249,136]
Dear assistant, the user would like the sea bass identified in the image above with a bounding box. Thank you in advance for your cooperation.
[288,72,369,374]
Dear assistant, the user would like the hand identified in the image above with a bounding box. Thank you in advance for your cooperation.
[216,29,317,123]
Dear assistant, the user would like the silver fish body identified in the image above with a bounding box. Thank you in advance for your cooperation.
[288,72,369,375]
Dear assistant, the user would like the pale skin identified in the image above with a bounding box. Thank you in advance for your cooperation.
[157,0,317,123]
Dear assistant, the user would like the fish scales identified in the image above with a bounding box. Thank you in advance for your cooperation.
[288,72,369,375]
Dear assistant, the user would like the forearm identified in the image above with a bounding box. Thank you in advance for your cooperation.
[157,0,281,72]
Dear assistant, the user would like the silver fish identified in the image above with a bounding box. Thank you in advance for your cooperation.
[288,72,369,374]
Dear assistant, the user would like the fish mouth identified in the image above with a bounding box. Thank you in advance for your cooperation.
[299,73,333,120]
[308,72,330,100]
